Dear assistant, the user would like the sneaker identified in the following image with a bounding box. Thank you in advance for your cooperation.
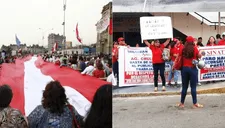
[167,82,172,86]
[198,83,201,86]
[154,87,158,92]
[162,86,166,91]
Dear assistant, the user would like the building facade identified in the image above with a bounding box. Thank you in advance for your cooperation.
[113,12,225,46]
[96,2,112,55]
[48,33,64,51]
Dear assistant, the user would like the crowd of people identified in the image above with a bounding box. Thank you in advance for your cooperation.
[113,33,225,108]
[0,81,112,128]
[41,53,114,83]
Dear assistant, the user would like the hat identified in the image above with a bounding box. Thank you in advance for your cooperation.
[222,32,225,36]
[186,36,195,43]
[118,37,125,42]
[173,38,178,42]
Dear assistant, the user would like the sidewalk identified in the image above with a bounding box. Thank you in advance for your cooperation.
[113,81,225,97]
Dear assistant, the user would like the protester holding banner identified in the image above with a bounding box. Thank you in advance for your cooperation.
[177,36,203,108]
[168,37,183,87]
[144,38,170,92]
[218,32,225,45]
[206,36,217,46]
[112,38,129,84]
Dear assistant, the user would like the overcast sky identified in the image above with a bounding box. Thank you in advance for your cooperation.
[0,0,110,47]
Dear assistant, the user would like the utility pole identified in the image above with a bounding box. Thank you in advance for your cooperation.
[63,0,67,50]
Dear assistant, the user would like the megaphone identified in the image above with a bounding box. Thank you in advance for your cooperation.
[192,59,205,69]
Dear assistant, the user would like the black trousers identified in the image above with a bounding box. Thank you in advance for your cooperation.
[153,63,166,87]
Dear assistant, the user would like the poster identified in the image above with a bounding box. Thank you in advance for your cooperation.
[198,46,225,82]
[119,47,181,87]
[140,16,173,41]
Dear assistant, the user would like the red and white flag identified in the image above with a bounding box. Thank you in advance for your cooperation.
[52,42,58,52]
[76,23,82,43]
[0,56,109,116]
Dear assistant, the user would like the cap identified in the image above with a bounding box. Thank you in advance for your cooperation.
[186,36,195,43]
[173,38,178,42]
[118,37,125,42]
[222,32,225,36]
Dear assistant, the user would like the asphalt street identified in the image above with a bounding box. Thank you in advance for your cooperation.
[113,94,225,128]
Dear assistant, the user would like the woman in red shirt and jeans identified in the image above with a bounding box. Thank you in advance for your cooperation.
[177,36,203,108]
[144,39,170,92]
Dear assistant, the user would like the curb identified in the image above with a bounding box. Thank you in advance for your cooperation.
[113,87,225,98]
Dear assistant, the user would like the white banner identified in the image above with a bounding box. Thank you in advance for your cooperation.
[140,16,173,41]
[96,17,110,33]
[198,46,225,82]
[119,47,181,87]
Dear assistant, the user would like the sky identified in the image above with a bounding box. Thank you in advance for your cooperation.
[0,0,111,47]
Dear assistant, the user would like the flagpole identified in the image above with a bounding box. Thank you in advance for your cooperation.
[63,0,67,50]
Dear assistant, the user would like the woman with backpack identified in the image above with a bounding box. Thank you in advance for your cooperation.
[144,38,170,92]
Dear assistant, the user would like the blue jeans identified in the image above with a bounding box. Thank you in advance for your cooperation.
[181,66,198,104]
[168,61,179,83]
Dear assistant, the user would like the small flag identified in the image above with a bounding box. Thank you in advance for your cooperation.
[109,18,113,35]
[15,35,21,47]
[76,23,82,43]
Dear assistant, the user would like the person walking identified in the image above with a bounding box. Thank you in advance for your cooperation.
[177,36,203,108]
[144,38,170,92]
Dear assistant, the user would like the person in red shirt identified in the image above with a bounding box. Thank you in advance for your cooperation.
[218,32,225,45]
[112,37,129,85]
[177,36,203,108]
[168,37,184,87]
[93,62,105,78]
[206,36,217,46]
[144,38,170,92]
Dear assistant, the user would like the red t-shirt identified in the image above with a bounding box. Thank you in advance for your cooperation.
[93,69,105,78]
[170,44,184,61]
[218,40,225,45]
[112,47,118,63]
[182,46,199,67]
[149,44,165,64]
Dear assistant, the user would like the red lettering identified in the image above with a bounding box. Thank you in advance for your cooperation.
[131,57,138,60]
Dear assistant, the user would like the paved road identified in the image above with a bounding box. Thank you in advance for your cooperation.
[113,94,225,128]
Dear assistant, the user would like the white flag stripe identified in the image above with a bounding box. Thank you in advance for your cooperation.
[24,57,91,117]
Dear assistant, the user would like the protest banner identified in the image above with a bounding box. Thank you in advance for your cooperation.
[140,16,173,41]
[198,46,225,82]
[118,46,181,87]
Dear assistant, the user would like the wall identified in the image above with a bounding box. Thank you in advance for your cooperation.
[152,12,225,45]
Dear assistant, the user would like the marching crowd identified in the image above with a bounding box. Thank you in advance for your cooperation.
[0,52,112,128]
[0,81,112,128]
[41,53,114,83]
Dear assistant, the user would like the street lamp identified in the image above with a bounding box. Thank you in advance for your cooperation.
[38,28,54,47]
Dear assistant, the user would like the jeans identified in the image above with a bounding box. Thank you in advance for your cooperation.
[181,66,198,104]
[153,63,166,87]
[168,61,179,83]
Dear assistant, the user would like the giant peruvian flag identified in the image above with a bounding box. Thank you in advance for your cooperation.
[0,56,109,117]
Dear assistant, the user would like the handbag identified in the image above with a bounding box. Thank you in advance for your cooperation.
[67,104,80,128]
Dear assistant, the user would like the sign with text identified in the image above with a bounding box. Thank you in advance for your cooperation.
[140,16,173,41]
[198,46,225,81]
[119,47,181,87]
